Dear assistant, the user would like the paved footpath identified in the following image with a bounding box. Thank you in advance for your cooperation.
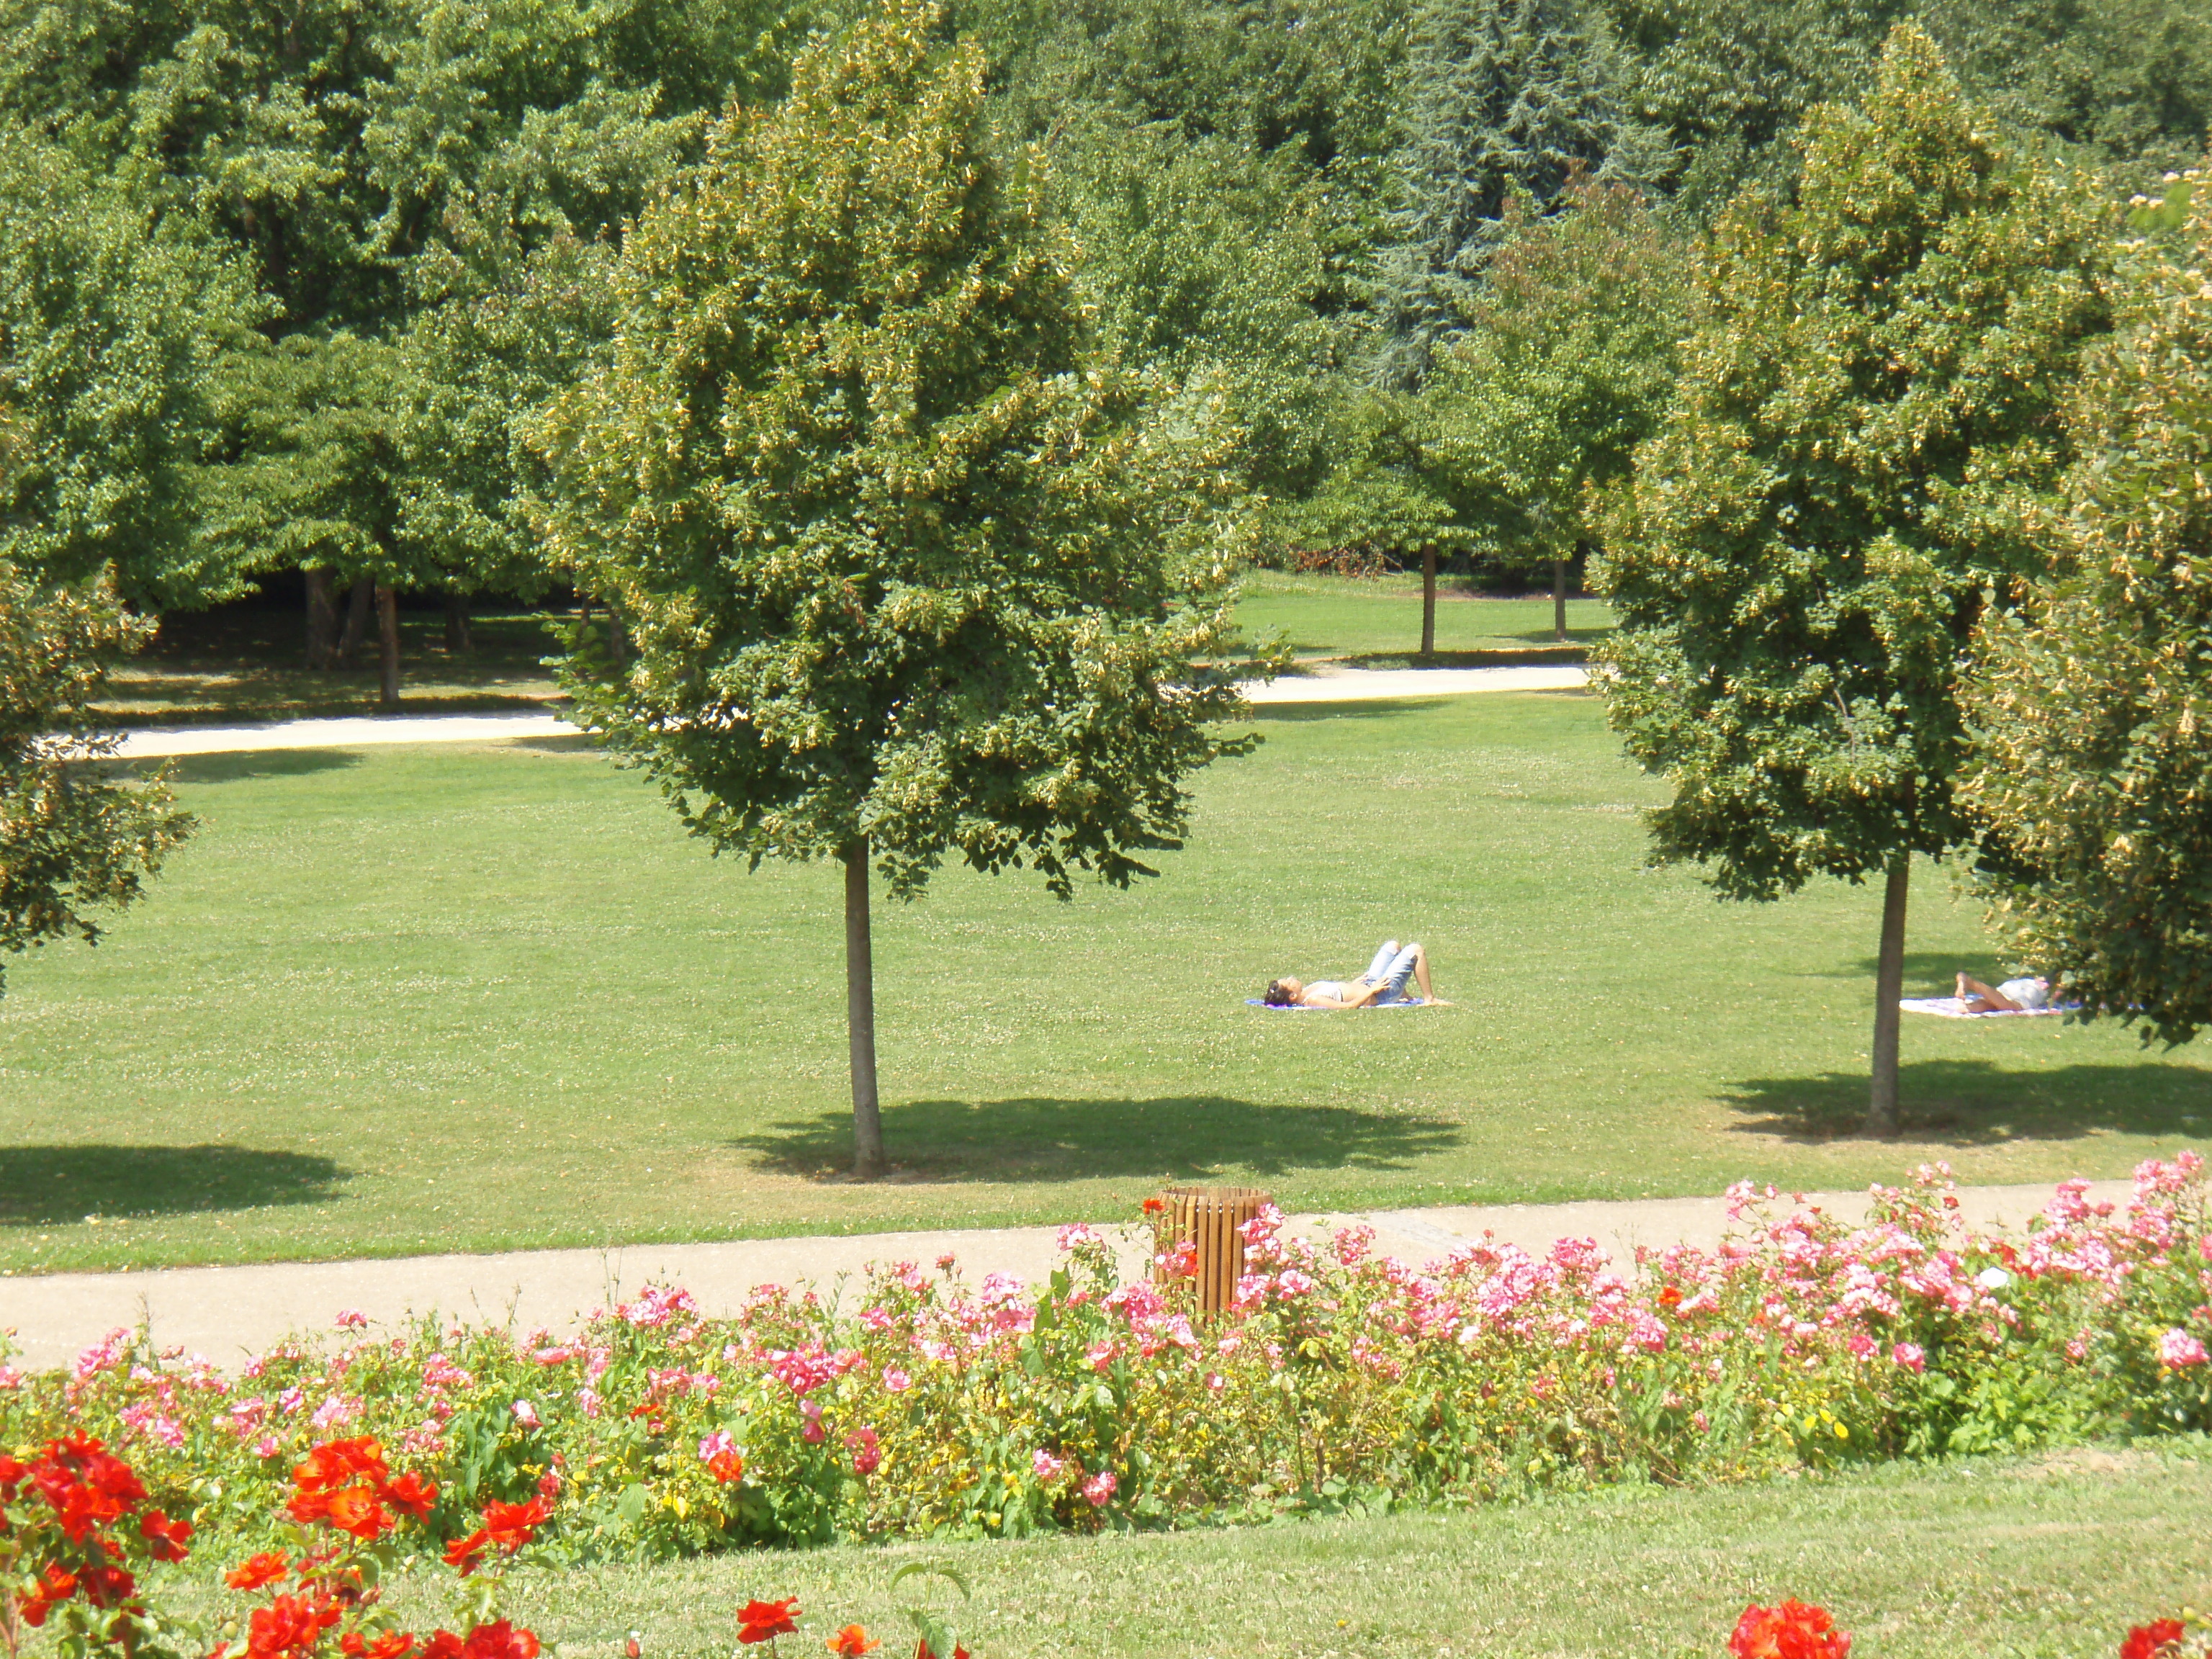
[1,1179,2125,1372]
[109,665,1591,760]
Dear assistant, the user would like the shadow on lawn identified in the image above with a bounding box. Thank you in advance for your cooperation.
[0,1143,350,1224]
[161,750,364,786]
[1722,1058,2212,1145]
[731,1094,1462,1182]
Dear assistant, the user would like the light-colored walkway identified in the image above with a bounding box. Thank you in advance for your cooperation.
[0,1179,2122,1372]
[108,666,1591,760]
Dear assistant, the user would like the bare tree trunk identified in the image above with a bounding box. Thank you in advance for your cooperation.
[1552,554,1569,642]
[305,568,340,669]
[375,583,401,711]
[337,577,373,667]
[843,840,886,1179]
[607,608,628,670]
[1865,856,1910,1136]
[443,589,472,655]
[1420,544,1437,658]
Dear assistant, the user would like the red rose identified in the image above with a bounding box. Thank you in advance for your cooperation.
[228,1555,292,1593]
[737,1599,801,1645]
[2121,1621,2189,1659]
[141,1508,194,1563]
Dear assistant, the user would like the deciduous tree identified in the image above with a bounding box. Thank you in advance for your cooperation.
[1594,24,2112,1134]
[529,0,1270,1175]
[1421,174,1686,639]
[1961,166,2212,1045]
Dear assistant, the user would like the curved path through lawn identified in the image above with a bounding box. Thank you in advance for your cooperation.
[107,664,1591,759]
[1,1179,2121,1372]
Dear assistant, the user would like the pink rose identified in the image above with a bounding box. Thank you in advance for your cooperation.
[1891,1342,1926,1373]
[1081,1470,1118,1508]
[1032,1449,1064,1481]
[2158,1328,2209,1369]
[881,1366,912,1393]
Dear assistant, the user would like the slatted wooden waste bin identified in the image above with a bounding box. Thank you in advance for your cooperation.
[1155,1186,1274,1314]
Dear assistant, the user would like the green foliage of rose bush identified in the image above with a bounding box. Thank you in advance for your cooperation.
[5,1162,2208,1565]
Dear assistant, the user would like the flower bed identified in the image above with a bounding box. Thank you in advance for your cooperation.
[4,1161,2208,1564]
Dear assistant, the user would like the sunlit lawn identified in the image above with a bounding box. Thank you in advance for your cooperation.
[4,691,2206,1273]
[155,1448,2212,1658]
[1233,567,1614,660]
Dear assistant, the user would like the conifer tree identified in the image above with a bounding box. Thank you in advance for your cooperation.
[1596,24,2112,1135]
[1373,0,1668,389]
[530,0,1269,1176]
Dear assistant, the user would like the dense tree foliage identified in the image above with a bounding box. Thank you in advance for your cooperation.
[0,408,194,997]
[1595,24,2115,1131]
[529,0,1271,1172]
[1961,168,2212,1046]
[1421,174,1687,629]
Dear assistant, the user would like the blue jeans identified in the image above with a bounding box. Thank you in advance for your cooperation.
[1359,940,1421,1004]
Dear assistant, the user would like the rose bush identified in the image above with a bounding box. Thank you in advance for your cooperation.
[3,1159,2206,1563]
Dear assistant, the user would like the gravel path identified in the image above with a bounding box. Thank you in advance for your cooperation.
[109,665,1591,760]
[1,1179,2120,1372]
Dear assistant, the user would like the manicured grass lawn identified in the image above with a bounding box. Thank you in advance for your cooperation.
[1234,568,1615,660]
[164,1448,2212,1656]
[94,606,568,725]
[4,692,2206,1273]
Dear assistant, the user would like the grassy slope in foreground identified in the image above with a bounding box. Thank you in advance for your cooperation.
[2,691,2207,1272]
[160,1449,2212,1658]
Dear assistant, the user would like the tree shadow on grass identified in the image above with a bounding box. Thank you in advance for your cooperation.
[1722,1059,2212,1145]
[1253,698,1489,724]
[161,750,365,786]
[729,1095,1464,1183]
[0,1144,351,1225]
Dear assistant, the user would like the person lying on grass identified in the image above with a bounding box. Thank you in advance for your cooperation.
[1263,940,1449,1008]
[1956,971,2056,1013]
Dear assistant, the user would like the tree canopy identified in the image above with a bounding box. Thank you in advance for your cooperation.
[529,0,1271,1171]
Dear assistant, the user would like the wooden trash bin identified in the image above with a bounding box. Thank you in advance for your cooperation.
[1156,1186,1274,1314]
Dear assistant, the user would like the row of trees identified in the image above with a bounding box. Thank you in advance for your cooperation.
[5,0,2208,659]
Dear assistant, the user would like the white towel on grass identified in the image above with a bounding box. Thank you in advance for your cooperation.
[1900,997,2073,1019]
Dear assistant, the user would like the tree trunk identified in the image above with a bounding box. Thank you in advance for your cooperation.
[443,589,472,655]
[305,568,340,669]
[607,608,628,670]
[1552,554,1569,642]
[843,841,886,1178]
[375,583,401,711]
[1865,855,1910,1137]
[1420,544,1437,658]
[337,577,373,667]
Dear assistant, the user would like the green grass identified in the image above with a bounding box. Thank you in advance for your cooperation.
[94,606,568,725]
[1233,568,1615,661]
[158,1448,2212,1657]
[4,691,2207,1273]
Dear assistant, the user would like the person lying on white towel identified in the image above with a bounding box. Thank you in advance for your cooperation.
[1956,972,2054,1014]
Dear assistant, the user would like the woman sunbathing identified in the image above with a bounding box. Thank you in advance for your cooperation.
[1263,940,1448,1008]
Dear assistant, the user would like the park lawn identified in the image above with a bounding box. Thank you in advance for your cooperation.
[162,1448,2212,1658]
[92,605,569,726]
[1233,567,1614,660]
[3,691,2208,1274]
